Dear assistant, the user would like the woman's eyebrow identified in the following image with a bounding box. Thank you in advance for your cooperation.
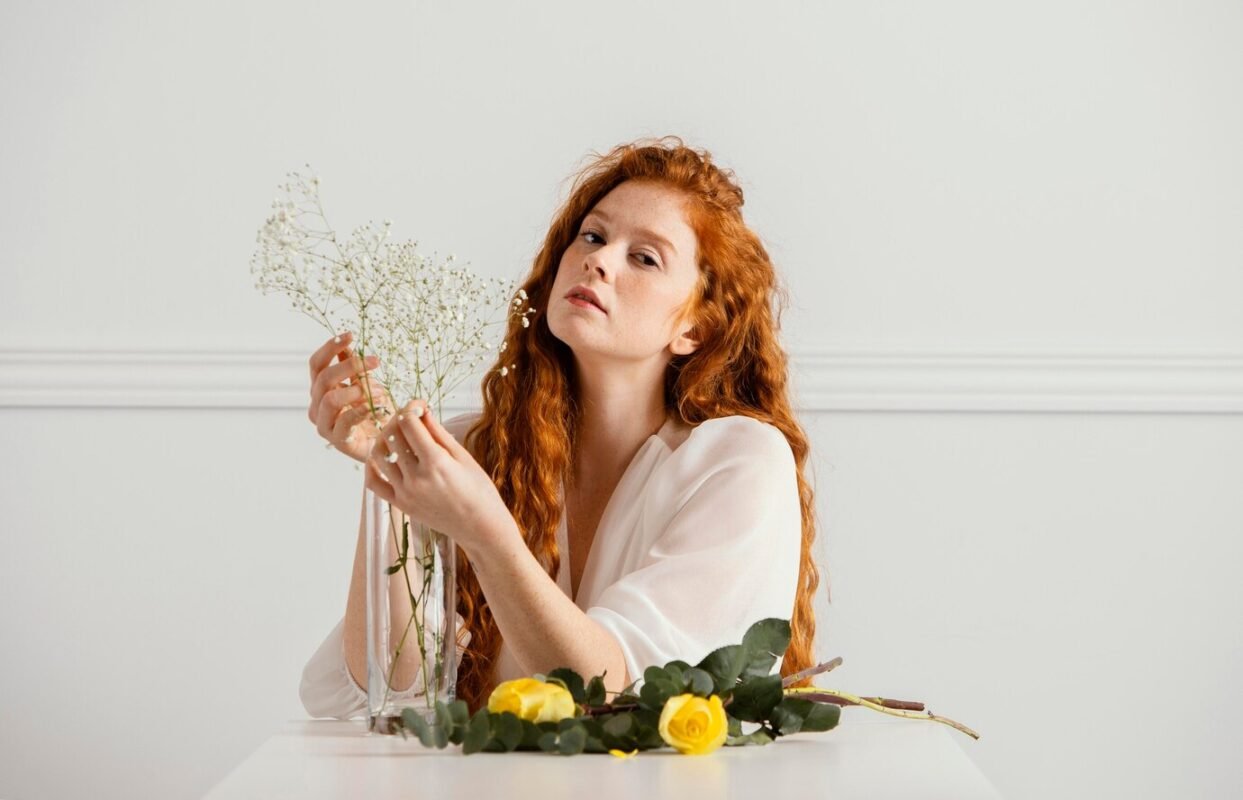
[585,210,678,258]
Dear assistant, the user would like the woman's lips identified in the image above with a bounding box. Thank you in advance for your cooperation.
[567,296,606,313]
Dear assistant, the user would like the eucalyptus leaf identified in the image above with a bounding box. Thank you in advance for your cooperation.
[682,667,716,697]
[585,675,607,706]
[400,708,435,748]
[725,726,776,747]
[602,713,635,738]
[547,668,586,704]
[462,711,491,754]
[434,701,454,744]
[519,719,545,748]
[537,732,559,753]
[558,724,587,755]
[447,700,470,744]
[639,677,679,710]
[492,712,524,752]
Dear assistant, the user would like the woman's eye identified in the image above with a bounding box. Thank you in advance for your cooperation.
[580,230,659,269]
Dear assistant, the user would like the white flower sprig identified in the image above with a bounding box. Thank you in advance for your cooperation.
[250,164,535,419]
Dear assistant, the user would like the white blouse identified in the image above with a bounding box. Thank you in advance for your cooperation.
[299,411,803,719]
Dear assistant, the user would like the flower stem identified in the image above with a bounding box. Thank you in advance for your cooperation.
[783,686,980,740]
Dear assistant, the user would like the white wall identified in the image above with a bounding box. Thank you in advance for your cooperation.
[2,1,1240,798]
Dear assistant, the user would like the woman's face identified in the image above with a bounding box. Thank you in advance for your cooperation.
[547,180,702,366]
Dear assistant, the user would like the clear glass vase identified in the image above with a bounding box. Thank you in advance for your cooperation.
[363,482,458,735]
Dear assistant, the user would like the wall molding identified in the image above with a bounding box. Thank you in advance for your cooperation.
[2,347,1242,413]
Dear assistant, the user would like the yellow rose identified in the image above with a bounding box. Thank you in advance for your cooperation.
[486,677,577,724]
[658,693,729,755]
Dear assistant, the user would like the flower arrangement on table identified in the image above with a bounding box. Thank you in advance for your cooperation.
[393,616,978,756]
[251,167,979,752]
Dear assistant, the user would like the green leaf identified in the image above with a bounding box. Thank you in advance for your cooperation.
[558,723,587,755]
[492,712,524,752]
[537,732,559,753]
[799,700,842,733]
[461,710,491,755]
[519,719,546,748]
[769,697,812,735]
[432,701,453,747]
[602,713,635,738]
[728,674,785,722]
[400,708,435,748]
[546,668,586,704]
[725,725,777,747]
[632,709,666,749]
[696,644,748,693]
[385,562,403,575]
[447,700,470,742]
[682,667,716,697]
[639,666,682,709]
[739,618,792,679]
[727,716,742,737]
[585,675,607,706]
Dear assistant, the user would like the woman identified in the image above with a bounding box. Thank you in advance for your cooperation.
[299,135,826,718]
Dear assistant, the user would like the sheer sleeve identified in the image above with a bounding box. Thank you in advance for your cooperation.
[298,610,473,720]
[585,417,803,689]
[298,411,481,719]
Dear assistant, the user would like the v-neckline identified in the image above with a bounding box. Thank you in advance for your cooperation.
[563,415,675,605]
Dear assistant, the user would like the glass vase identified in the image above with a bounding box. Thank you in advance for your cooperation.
[363,481,458,735]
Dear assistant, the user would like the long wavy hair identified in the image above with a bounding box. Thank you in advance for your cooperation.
[452,135,828,714]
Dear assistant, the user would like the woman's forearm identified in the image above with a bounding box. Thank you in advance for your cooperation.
[467,517,631,694]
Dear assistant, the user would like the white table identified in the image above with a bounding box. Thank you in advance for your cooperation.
[205,713,1002,799]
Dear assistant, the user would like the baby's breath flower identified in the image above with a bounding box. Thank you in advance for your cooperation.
[251,165,537,415]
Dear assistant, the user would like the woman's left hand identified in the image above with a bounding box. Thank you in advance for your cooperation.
[364,400,513,555]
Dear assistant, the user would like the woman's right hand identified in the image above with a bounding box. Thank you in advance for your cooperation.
[308,331,395,464]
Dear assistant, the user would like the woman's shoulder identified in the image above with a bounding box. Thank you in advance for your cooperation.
[659,414,795,479]
[679,414,790,457]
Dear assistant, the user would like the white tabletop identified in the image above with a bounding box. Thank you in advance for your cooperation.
[205,713,1001,799]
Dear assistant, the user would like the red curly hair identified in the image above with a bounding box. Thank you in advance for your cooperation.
[452,135,828,714]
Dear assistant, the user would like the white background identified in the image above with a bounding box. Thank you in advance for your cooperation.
[2,1,1241,797]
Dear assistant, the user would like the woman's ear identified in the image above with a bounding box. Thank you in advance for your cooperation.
[670,320,701,356]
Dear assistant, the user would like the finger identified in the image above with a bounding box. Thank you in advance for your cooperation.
[312,351,378,411]
[365,457,396,503]
[316,380,383,440]
[309,331,353,383]
[330,402,374,445]
[397,400,439,462]
[422,406,466,459]
[372,434,408,483]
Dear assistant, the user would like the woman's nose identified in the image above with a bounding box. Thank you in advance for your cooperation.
[583,253,609,280]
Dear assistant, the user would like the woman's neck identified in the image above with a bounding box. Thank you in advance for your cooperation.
[571,389,668,486]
